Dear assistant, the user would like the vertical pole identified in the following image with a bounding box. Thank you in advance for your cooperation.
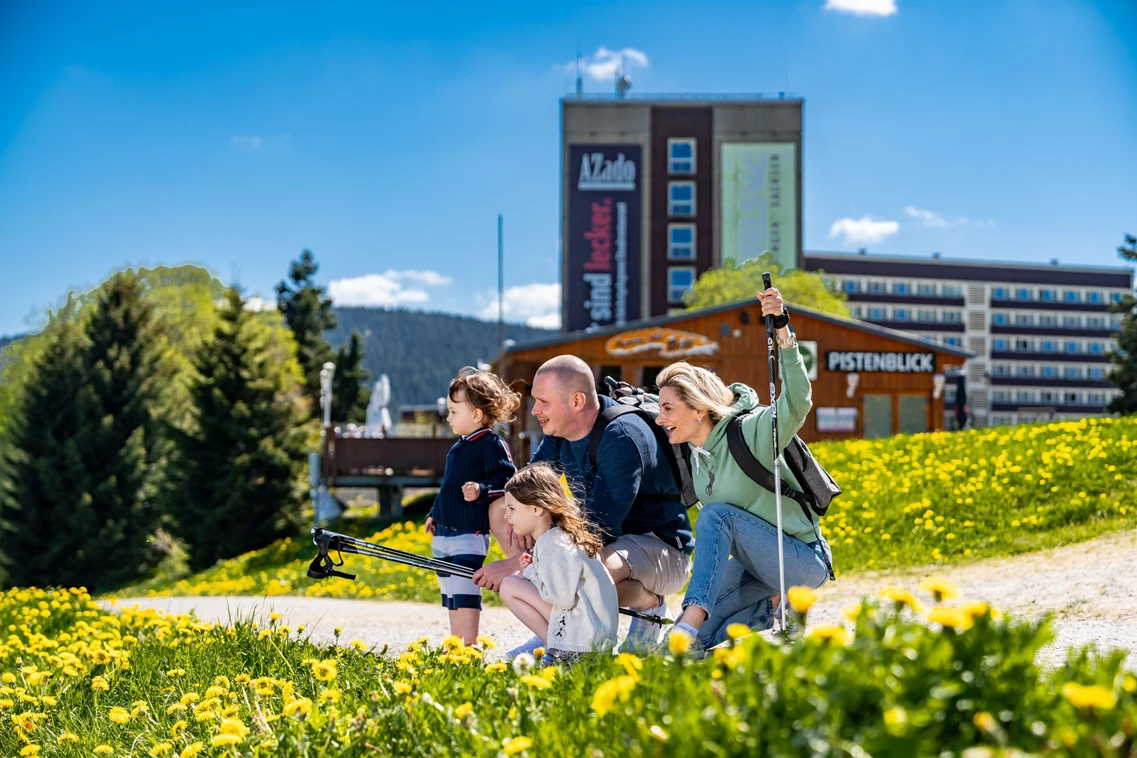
[497,213,504,368]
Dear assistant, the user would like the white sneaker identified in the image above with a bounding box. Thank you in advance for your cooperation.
[618,595,668,654]
[505,634,544,661]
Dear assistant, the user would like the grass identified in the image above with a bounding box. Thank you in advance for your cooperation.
[107,416,1137,603]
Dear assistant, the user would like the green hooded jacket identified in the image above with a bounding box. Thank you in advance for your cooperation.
[688,345,819,543]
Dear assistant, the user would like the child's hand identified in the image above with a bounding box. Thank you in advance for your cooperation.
[462,482,481,502]
[425,516,436,535]
[518,552,533,568]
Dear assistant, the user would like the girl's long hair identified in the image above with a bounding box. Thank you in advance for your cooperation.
[505,462,604,557]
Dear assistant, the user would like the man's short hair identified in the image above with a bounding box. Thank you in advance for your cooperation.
[534,355,598,406]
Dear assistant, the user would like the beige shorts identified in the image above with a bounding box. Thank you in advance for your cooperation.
[606,533,692,597]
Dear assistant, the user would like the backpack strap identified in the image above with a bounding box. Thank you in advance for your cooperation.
[725,414,816,523]
[588,404,692,506]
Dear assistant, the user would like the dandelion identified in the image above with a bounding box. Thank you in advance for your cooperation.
[502,736,533,755]
[807,625,850,645]
[512,653,536,674]
[91,676,110,692]
[533,647,546,659]
[313,660,338,682]
[918,576,961,602]
[220,717,249,737]
[19,745,40,756]
[181,742,205,757]
[476,635,496,649]
[283,697,312,716]
[615,653,642,678]
[726,623,751,640]
[592,675,636,717]
[109,706,131,724]
[880,587,924,613]
[1061,682,1117,711]
[787,586,817,613]
[668,631,692,656]
[59,733,79,744]
[455,702,474,719]
[94,747,113,756]
[269,611,281,622]
[212,733,242,747]
[165,669,186,678]
[927,607,970,630]
[149,743,173,756]
[171,720,188,738]
[485,662,508,673]
[521,674,552,690]
[393,681,413,696]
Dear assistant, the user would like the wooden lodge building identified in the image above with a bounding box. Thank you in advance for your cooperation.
[499,300,973,462]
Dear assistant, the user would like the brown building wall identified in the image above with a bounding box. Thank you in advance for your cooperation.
[649,106,714,317]
[501,304,967,462]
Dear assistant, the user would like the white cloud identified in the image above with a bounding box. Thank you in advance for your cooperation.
[231,135,264,149]
[904,206,995,230]
[823,0,897,16]
[244,296,276,312]
[328,270,450,307]
[558,47,649,81]
[829,216,900,245]
[479,283,561,329]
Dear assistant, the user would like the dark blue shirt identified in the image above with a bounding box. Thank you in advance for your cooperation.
[429,428,515,535]
[531,396,694,554]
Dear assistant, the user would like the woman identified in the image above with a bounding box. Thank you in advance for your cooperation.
[654,286,832,651]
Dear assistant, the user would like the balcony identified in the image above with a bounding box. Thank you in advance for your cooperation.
[991,402,1107,414]
[988,299,1113,313]
[989,351,1109,363]
[989,376,1114,389]
[846,292,966,307]
[865,319,966,333]
[989,324,1117,339]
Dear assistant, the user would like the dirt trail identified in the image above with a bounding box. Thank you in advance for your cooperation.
[104,528,1137,665]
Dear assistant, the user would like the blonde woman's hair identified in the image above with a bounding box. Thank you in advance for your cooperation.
[504,463,604,557]
[449,367,522,426]
[655,362,736,425]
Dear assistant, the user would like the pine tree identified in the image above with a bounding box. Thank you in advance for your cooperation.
[276,250,337,416]
[331,330,371,424]
[0,274,163,589]
[168,288,308,570]
[1107,234,1137,414]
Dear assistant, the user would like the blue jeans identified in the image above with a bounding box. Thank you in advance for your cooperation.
[683,501,832,648]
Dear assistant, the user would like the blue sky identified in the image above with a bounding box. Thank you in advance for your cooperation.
[2,0,1135,337]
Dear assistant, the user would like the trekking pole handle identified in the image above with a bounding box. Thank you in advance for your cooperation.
[761,273,776,338]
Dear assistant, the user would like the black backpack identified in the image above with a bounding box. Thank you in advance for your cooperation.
[725,408,841,524]
[587,378,699,509]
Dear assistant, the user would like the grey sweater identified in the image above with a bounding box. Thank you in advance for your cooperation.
[523,527,620,654]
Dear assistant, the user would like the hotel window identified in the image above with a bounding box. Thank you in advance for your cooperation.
[992,364,1010,377]
[867,280,886,293]
[993,390,1011,402]
[1015,390,1033,402]
[1040,289,1055,302]
[1014,339,1031,351]
[942,310,962,323]
[1039,314,1058,327]
[667,224,696,260]
[1087,316,1105,329]
[1064,392,1080,404]
[917,309,936,322]
[849,306,863,318]
[994,338,1008,351]
[992,287,1008,300]
[894,308,910,321]
[668,182,695,217]
[869,307,885,320]
[1014,313,1034,326]
[1089,342,1103,355]
[1041,340,1056,352]
[942,284,963,297]
[1065,341,1079,353]
[1064,289,1080,303]
[668,138,696,174]
[667,267,696,304]
[943,336,962,346]
[843,279,861,293]
[1041,365,1057,378]
[992,312,1007,325]
[1063,315,1081,328]
[1016,288,1032,300]
[1087,291,1103,304]
[1089,366,1105,380]
[917,282,937,296]
[1112,292,1123,303]
[1041,390,1058,403]
[1065,365,1082,378]
[894,282,910,295]
[1088,392,1105,405]
[1015,365,1035,378]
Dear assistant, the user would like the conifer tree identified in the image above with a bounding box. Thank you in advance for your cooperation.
[0,273,162,589]
[276,250,337,416]
[331,330,371,424]
[168,288,308,570]
[1107,234,1137,414]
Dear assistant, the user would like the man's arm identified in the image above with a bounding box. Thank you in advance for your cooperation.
[587,424,645,543]
[472,553,524,592]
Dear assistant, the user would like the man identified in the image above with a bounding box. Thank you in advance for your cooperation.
[474,355,694,655]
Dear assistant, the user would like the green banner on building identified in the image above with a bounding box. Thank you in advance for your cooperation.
[720,142,798,271]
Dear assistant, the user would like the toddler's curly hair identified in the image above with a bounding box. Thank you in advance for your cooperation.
[448,367,522,427]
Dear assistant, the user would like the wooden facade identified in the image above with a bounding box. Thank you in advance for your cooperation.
[499,301,972,462]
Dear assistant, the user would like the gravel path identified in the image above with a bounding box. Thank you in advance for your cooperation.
[103,528,1137,665]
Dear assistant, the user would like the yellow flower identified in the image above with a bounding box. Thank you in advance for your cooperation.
[726,623,751,640]
[149,743,173,756]
[283,697,312,716]
[455,702,474,719]
[211,733,242,747]
[171,720,188,738]
[220,717,249,737]
[313,660,338,682]
[59,733,79,744]
[973,711,997,732]
[91,676,110,692]
[787,586,817,613]
[485,663,507,673]
[918,576,961,602]
[668,631,692,656]
[165,669,185,678]
[269,611,281,622]
[591,675,636,717]
[927,607,971,630]
[533,647,546,659]
[521,674,552,690]
[1061,682,1117,711]
[1,673,15,684]
[19,745,40,756]
[180,692,199,706]
[393,681,413,696]
[94,747,113,756]
[476,635,496,649]
[615,653,642,678]
[181,742,204,758]
[880,587,924,613]
[502,736,533,755]
[109,706,131,724]
[807,624,850,645]
[166,703,186,714]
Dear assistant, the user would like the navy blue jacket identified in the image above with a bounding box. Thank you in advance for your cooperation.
[531,396,694,555]
[429,429,515,534]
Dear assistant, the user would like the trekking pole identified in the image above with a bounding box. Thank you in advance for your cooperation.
[762,272,789,638]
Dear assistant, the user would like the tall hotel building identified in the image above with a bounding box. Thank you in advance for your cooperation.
[803,252,1132,427]
[560,95,802,332]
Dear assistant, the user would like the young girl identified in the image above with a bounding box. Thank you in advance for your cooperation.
[499,463,619,664]
[426,367,520,644]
